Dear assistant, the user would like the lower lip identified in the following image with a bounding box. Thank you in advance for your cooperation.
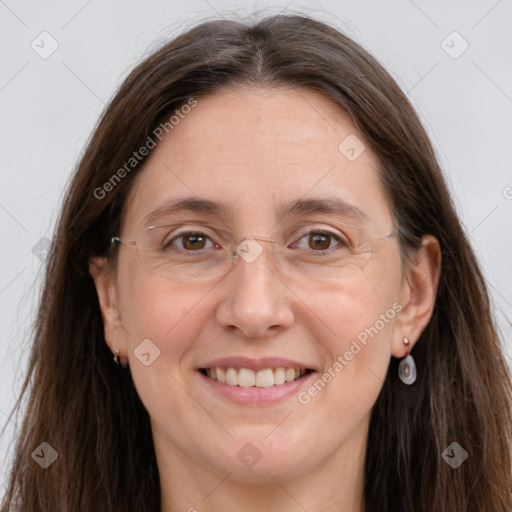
[198,371,315,405]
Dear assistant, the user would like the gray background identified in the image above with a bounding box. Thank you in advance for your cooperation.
[1,0,511,491]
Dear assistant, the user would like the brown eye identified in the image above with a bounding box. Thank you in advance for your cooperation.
[294,230,348,253]
[309,233,332,250]
[182,233,207,250]
[166,232,214,251]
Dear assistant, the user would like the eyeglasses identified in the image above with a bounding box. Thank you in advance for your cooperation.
[111,224,397,283]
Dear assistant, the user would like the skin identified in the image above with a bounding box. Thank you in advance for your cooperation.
[90,85,441,512]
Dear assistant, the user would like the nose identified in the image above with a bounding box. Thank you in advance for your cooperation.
[215,239,294,338]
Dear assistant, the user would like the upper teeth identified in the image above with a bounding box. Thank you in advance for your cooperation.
[205,367,308,387]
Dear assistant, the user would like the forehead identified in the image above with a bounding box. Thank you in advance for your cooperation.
[122,86,393,233]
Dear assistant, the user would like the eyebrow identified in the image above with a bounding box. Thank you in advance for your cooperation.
[141,196,369,227]
[141,197,231,227]
[279,197,369,223]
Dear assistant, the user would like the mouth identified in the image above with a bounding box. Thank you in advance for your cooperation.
[197,356,317,405]
[199,367,314,388]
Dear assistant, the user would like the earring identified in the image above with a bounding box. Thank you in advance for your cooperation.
[398,336,416,385]
[113,348,127,368]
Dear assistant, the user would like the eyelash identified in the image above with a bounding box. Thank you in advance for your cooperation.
[164,229,350,254]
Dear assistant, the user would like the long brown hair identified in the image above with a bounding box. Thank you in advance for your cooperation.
[2,13,511,512]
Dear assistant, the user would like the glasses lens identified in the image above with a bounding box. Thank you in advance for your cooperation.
[137,226,231,282]
[135,225,392,282]
[273,233,374,281]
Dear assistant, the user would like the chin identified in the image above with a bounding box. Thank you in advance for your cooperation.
[206,434,315,483]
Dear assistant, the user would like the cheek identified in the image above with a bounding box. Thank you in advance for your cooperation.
[115,270,215,420]
[300,267,400,352]
[116,257,212,363]
[298,268,401,407]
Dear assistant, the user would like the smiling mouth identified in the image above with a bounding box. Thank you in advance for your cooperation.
[199,367,314,388]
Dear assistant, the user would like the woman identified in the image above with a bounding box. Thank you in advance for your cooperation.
[2,13,511,512]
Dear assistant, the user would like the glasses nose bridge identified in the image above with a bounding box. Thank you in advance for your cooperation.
[231,235,278,266]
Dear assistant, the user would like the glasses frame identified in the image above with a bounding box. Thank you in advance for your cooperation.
[110,226,398,280]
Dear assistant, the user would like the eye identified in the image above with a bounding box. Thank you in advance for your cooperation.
[165,231,216,251]
[294,230,349,252]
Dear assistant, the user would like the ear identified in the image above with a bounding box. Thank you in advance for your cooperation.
[89,256,127,361]
[392,234,441,357]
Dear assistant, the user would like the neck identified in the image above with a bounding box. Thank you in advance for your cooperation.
[156,423,368,512]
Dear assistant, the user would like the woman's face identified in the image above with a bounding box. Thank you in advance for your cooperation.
[100,86,411,483]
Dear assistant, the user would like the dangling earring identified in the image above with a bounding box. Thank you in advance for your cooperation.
[398,337,416,385]
[113,348,127,368]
